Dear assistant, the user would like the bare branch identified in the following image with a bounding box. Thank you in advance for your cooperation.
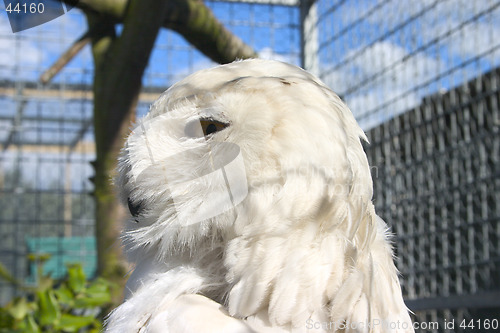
[40,31,91,84]
[165,0,257,63]
[63,0,257,63]
[85,0,171,305]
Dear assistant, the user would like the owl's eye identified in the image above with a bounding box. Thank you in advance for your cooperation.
[185,118,229,138]
[200,119,228,136]
[127,197,144,220]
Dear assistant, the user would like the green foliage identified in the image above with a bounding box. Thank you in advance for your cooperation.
[0,261,115,333]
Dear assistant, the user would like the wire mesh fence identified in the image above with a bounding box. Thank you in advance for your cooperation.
[0,0,300,305]
[306,0,500,331]
[312,0,500,129]
[365,66,500,331]
[0,0,499,331]
[0,5,95,303]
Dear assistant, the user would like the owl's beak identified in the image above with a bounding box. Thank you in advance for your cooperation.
[127,197,145,222]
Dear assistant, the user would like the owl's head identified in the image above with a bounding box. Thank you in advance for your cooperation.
[117,59,373,256]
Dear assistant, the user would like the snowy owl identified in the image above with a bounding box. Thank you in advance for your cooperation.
[107,59,414,332]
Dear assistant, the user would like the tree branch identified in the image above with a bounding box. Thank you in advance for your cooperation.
[63,0,257,63]
[40,31,91,84]
[86,0,170,305]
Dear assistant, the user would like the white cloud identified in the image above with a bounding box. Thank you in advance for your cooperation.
[320,40,440,129]
[347,41,439,84]
[258,47,299,65]
[437,21,499,59]
[317,0,500,129]
[345,86,420,130]
[0,11,90,80]
[0,15,45,71]
[0,37,43,68]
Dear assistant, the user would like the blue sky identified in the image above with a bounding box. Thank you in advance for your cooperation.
[0,0,499,190]
[0,1,300,190]
[316,0,500,128]
[0,1,300,85]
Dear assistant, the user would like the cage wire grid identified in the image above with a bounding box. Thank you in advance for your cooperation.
[0,0,499,331]
[0,0,301,305]
[303,0,500,330]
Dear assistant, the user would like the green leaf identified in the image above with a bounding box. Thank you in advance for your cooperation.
[37,290,60,326]
[57,314,95,332]
[74,292,111,308]
[36,274,54,293]
[75,278,112,308]
[23,314,41,333]
[0,308,14,328]
[54,285,74,307]
[67,264,86,294]
[7,297,29,321]
[1,262,114,332]
[26,253,51,263]
[86,277,111,294]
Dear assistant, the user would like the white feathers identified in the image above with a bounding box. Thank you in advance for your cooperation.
[107,59,414,332]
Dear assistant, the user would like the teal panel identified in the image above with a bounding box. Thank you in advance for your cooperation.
[25,237,97,283]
